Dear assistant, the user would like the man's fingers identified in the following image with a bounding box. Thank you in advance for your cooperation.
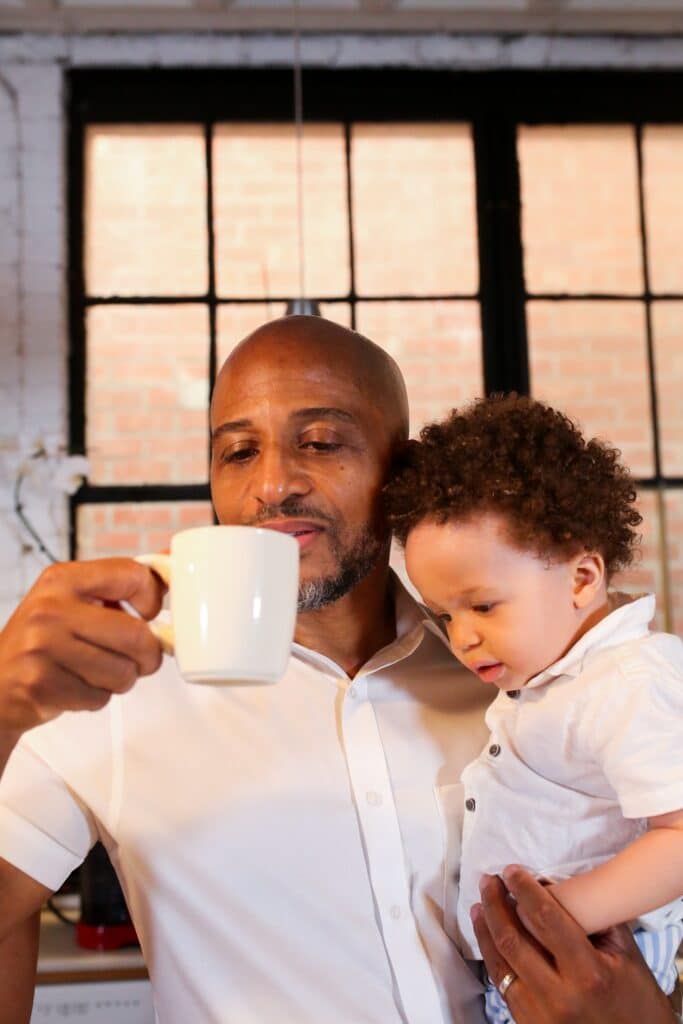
[10,656,114,719]
[471,901,510,988]
[502,866,602,974]
[21,594,163,680]
[46,634,151,694]
[471,899,553,1024]
[68,601,163,677]
[39,560,165,621]
[478,874,556,984]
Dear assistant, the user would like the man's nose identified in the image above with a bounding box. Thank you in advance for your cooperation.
[250,446,310,507]
[447,617,481,653]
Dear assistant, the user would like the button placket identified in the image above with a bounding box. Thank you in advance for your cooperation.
[340,682,445,1022]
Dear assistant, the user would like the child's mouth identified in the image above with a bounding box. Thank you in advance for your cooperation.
[473,662,505,683]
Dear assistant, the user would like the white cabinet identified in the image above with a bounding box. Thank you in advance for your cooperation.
[32,980,155,1023]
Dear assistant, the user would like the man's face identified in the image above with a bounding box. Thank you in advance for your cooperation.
[210,343,394,611]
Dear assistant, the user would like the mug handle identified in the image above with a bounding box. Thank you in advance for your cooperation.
[134,553,175,656]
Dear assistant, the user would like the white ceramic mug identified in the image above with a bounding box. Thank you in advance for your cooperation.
[136,525,299,686]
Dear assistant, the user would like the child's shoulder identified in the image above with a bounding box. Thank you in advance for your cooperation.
[615,629,683,670]
[591,629,683,697]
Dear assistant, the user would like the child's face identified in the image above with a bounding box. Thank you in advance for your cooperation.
[405,513,587,691]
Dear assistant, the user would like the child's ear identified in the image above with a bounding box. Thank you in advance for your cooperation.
[572,552,606,609]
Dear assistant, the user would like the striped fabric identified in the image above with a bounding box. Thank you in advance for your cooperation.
[483,925,683,1024]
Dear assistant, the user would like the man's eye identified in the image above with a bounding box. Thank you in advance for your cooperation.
[219,446,257,464]
[301,441,342,452]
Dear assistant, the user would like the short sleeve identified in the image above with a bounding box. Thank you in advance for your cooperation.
[0,742,97,891]
[576,635,683,820]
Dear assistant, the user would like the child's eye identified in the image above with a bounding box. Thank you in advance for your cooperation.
[435,612,452,624]
[472,603,495,614]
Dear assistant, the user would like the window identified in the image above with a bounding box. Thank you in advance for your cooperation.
[69,70,683,631]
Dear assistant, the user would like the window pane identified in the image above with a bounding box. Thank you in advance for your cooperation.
[664,490,683,636]
[87,305,209,484]
[356,301,482,435]
[216,303,286,367]
[213,125,349,299]
[527,301,654,476]
[216,305,353,369]
[85,126,208,296]
[652,302,683,475]
[77,502,213,560]
[643,126,683,294]
[352,124,478,296]
[612,490,666,631]
[519,125,643,294]
[320,303,352,327]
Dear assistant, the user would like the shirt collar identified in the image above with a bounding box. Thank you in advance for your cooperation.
[524,591,655,690]
[291,571,439,681]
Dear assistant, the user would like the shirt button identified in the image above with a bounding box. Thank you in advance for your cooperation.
[366,791,383,807]
[390,905,402,920]
[507,690,521,700]
[489,743,501,757]
[465,797,476,812]
[348,686,357,699]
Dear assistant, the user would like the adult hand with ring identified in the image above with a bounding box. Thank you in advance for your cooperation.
[471,867,677,1024]
[497,970,518,1000]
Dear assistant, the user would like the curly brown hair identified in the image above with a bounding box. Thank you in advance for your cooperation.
[383,394,641,577]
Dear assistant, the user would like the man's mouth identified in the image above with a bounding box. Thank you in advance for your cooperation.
[257,519,325,551]
[469,660,506,684]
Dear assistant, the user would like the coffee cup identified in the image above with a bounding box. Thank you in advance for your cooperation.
[136,525,299,686]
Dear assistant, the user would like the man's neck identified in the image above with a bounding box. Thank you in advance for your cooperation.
[294,561,397,679]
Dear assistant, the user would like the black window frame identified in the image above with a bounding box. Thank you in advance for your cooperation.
[68,68,683,580]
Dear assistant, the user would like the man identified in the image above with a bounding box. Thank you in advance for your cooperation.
[0,317,677,1023]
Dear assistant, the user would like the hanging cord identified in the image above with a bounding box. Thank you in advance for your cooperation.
[13,453,59,565]
[293,0,306,302]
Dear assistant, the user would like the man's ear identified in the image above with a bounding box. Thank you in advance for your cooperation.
[572,552,606,609]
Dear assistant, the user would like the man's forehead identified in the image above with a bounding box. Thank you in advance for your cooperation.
[211,356,369,424]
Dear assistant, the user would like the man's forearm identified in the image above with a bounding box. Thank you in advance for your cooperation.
[0,911,40,1024]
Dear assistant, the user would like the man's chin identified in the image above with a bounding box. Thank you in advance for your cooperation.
[296,530,388,613]
[297,575,344,613]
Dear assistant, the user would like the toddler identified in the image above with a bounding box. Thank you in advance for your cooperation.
[384,394,683,1024]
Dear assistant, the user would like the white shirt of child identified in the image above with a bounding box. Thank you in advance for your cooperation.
[0,578,492,1024]
[457,592,683,959]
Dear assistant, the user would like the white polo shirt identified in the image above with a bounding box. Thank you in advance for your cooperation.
[0,577,491,1024]
[457,592,683,959]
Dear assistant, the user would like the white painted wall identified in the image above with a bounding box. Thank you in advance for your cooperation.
[1,30,683,625]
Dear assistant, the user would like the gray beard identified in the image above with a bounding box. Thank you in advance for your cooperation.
[297,528,387,612]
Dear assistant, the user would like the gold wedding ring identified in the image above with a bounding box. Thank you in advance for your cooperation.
[498,970,518,999]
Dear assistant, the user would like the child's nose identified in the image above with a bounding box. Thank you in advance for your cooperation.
[448,619,481,652]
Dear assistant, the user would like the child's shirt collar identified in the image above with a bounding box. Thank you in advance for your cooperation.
[523,592,656,690]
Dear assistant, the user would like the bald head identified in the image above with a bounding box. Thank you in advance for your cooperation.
[213,315,409,445]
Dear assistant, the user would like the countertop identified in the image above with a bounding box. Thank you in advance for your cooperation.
[37,911,148,985]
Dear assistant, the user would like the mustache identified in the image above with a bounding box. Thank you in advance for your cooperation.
[247,501,337,528]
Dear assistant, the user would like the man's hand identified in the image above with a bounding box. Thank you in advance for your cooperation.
[472,867,676,1024]
[0,559,165,745]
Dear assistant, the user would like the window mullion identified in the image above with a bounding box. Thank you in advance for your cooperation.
[473,112,529,396]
